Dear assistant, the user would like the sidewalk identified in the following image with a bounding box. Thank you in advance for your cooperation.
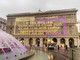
[54,48,80,60]
[54,49,72,59]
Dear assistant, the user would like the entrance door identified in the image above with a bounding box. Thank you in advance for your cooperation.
[52,38,57,45]
[60,38,65,47]
[36,38,40,47]
[69,38,74,48]
[29,38,33,47]
[43,38,47,47]
[20,38,24,45]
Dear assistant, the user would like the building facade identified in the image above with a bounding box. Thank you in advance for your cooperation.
[6,8,79,48]
[0,18,6,31]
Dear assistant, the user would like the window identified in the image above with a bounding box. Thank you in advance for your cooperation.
[44,32,46,35]
[69,26,72,35]
[61,26,64,35]
[11,21,12,25]
[28,21,30,25]
[10,27,12,30]
[10,31,11,34]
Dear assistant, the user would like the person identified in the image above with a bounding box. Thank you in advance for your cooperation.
[58,45,59,50]
[65,45,68,51]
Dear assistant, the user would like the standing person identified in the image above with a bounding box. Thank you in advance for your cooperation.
[58,45,59,50]
[65,45,68,51]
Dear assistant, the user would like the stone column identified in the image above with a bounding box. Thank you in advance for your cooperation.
[65,38,69,47]
[77,37,79,48]
[74,37,78,47]
[25,38,29,46]
[57,38,60,45]
[78,37,80,48]
[24,38,26,46]
[33,38,36,46]
[40,38,43,47]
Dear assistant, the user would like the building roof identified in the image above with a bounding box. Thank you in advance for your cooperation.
[0,17,6,23]
[7,8,78,17]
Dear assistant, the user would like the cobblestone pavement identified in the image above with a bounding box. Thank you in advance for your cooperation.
[26,46,80,60]
[27,50,48,60]
[26,48,70,60]
[53,48,80,60]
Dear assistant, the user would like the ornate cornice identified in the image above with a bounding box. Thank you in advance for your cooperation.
[7,8,78,17]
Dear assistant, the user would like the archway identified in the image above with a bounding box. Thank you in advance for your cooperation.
[20,38,24,45]
[69,38,74,48]
[52,38,57,45]
[60,38,65,47]
[43,38,47,47]
[29,38,33,47]
[36,38,40,47]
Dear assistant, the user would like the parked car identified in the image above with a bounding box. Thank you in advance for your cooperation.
[47,43,54,50]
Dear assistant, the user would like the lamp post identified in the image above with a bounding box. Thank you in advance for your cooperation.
[72,49,74,60]
[72,49,73,60]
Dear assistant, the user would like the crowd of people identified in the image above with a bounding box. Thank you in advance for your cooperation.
[57,44,68,51]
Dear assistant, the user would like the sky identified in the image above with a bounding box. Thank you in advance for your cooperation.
[0,0,80,31]
[0,0,80,19]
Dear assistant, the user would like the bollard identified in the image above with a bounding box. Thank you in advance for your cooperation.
[72,49,75,60]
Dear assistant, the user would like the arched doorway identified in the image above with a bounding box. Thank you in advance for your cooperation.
[52,38,57,45]
[60,38,65,47]
[69,38,74,48]
[36,38,40,47]
[43,38,47,47]
[29,38,33,47]
[20,38,24,45]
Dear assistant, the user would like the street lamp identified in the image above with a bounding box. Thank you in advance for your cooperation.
[72,49,75,60]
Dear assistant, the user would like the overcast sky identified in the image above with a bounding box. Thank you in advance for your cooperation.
[0,0,80,32]
[0,0,80,20]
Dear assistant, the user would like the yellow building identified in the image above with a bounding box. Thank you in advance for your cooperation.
[6,8,79,48]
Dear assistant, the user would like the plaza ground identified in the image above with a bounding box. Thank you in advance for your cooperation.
[25,47,80,60]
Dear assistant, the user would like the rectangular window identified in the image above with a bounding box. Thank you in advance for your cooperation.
[28,21,30,25]
[69,26,72,35]
[61,26,64,35]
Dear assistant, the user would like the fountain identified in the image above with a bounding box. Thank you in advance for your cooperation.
[0,29,27,60]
